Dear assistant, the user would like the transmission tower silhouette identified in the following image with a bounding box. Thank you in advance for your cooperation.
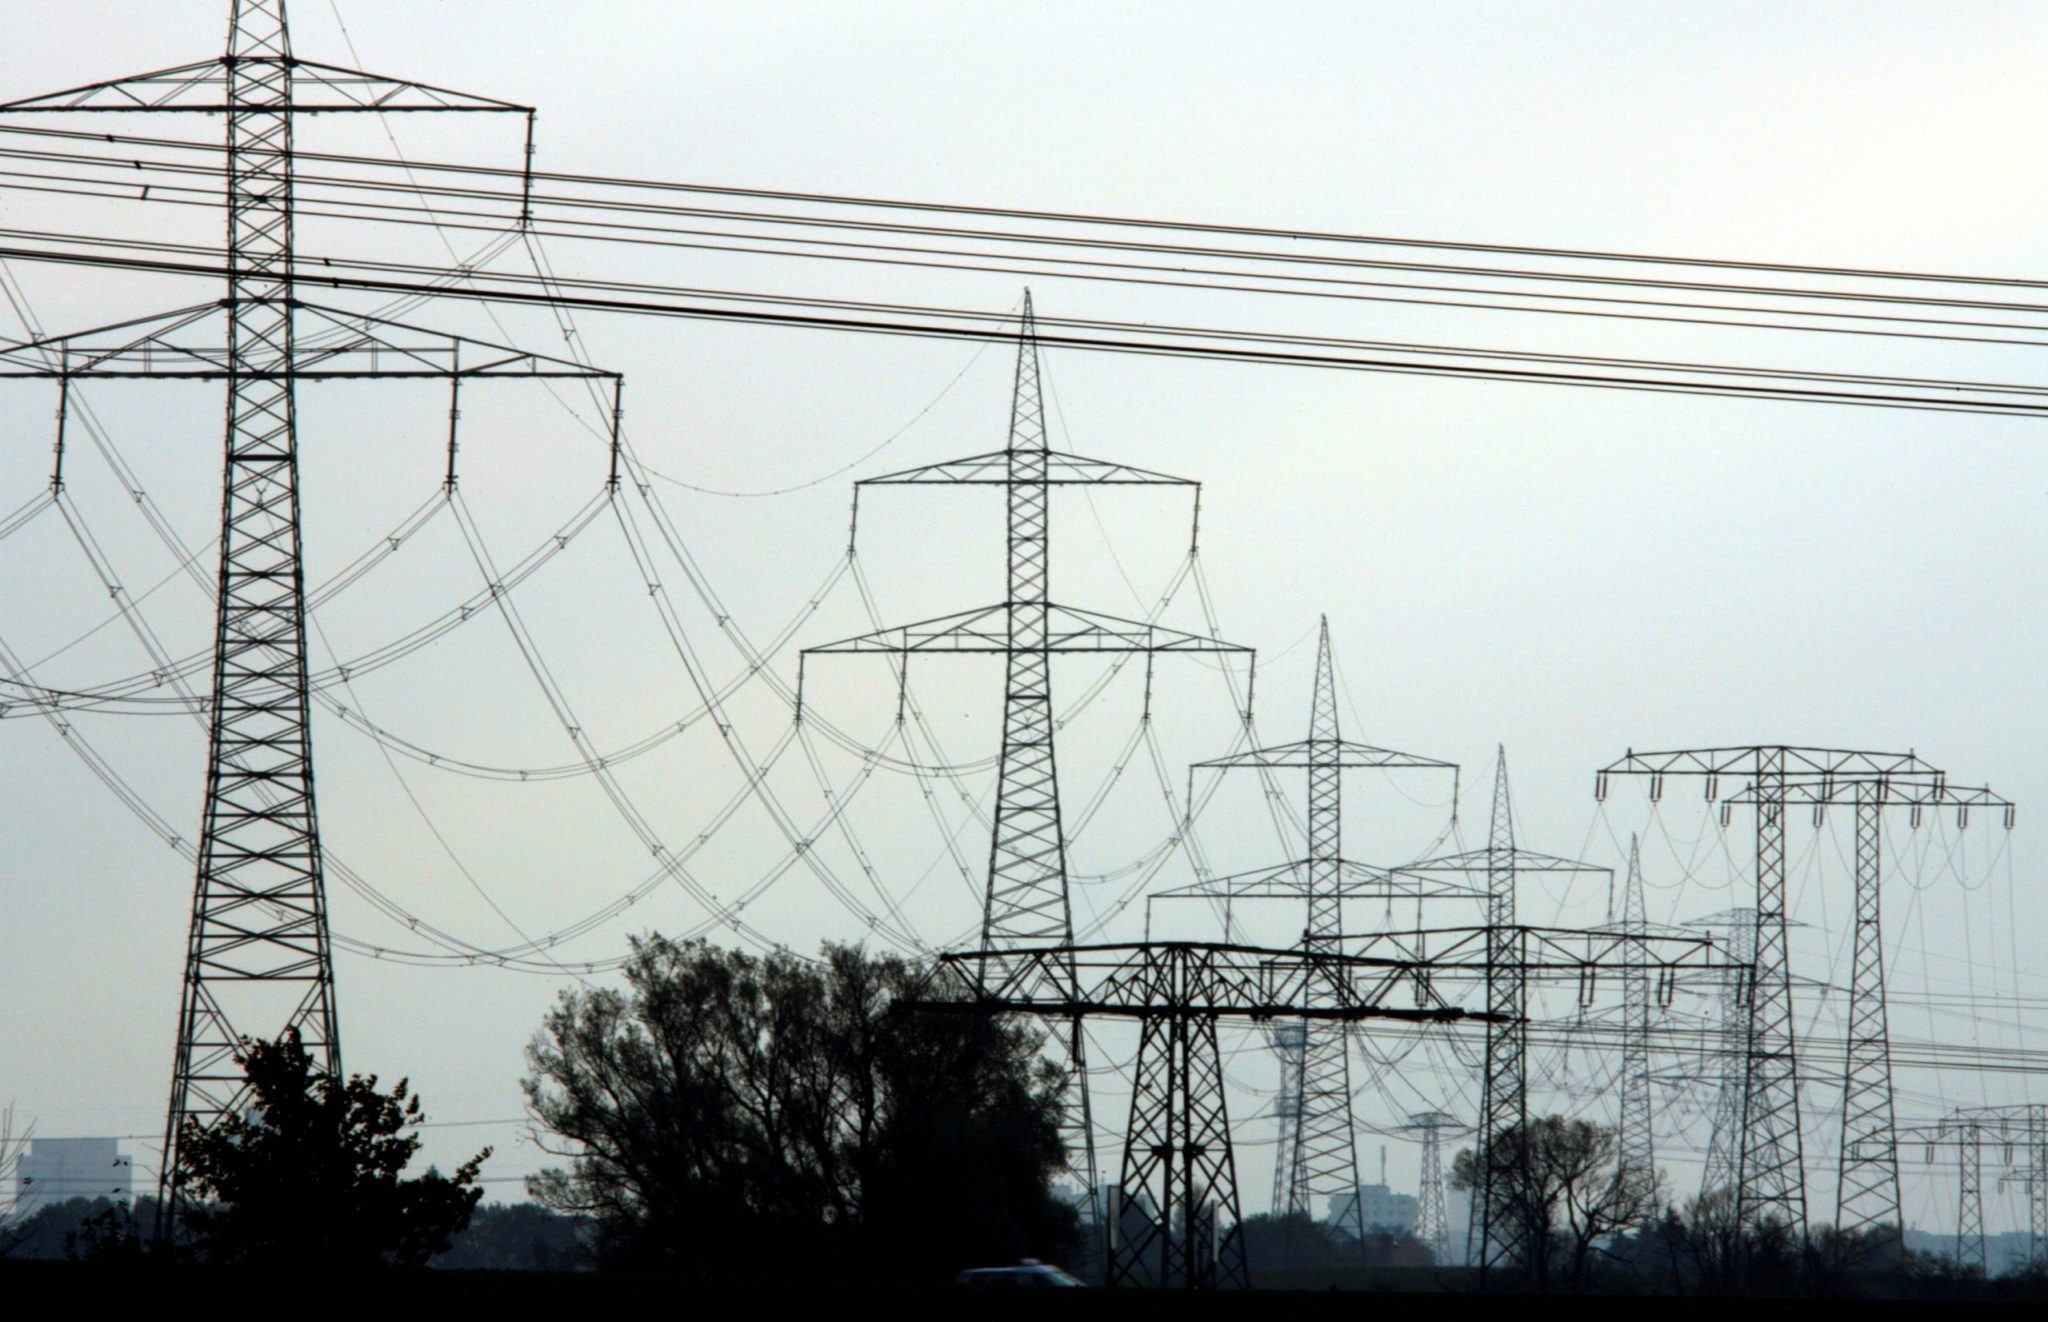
[1715,775,2012,1247]
[802,290,1250,1200]
[1599,746,1950,1234]
[1160,617,1456,1235]
[0,0,612,1229]
[1401,1110,1465,1265]
[1688,905,1756,1204]
[1395,748,1609,1274]
[1615,834,1655,1189]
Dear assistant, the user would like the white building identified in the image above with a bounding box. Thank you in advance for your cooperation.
[1326,1182,1418,1236]
[16,1137,131,1216]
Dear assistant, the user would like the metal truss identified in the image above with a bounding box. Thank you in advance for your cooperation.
[1718,776,2013,1247]
[0,0,545,1233]
[1906,1105,2048,1271]
[1400,1110,1467,1265]
[1688,907,1757,1203]
[1398,750,1610,1276]
[1155,619,1458,1232]
[915,929,1732,1289]
[1597,746,1944,1236]
[1614,835,1655,1191]
[801,291,1250,1202]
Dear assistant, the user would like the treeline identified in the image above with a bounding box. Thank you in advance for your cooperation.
[2,1196,586,1271]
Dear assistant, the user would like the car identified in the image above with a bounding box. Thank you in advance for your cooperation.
[954,1259,1088,1287]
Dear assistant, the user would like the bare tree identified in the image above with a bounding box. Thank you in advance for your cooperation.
[0,1103,35,1255]
[1453,1114,1661,1290]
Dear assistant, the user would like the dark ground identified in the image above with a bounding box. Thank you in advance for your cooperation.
[0,1260,2023,1313]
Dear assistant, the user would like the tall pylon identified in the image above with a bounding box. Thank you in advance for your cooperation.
[1715,775,2013,1244]
[802,291,1250,1202]
[0,0,541,1229]
[1398,749,1609,1275]
[1157,618,1457,1233]
[1598,747,1948,1235]
[1616,835,1656,1190]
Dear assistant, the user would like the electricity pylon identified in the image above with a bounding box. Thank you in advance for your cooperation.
[0,0,586,1231]
[1687,906,1756,1203]
[1401,1110,1466,1265]
[1615,835,1655,1189]
[802,291,1251,1199]
[1396,749,1609,1275]
[1718,777,2013,1248]
[1598,747,1944,1235]
[1157,618,1456,1235]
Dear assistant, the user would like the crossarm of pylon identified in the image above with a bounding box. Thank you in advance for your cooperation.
[1194,738,1457,770]
[0,302,621,381]
[1394,846,1609,876]
[858,448,1196,487]
[0,56,530,114]
[1150,858,1485,902]
[1595,745,1944,796]
[1719,778,2014,826]
[803,602,1249,655]
[911,942,1492,1021]
[1329,926,1732,980]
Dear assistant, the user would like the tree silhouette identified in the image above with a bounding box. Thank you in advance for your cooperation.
[175,1028,487,1267]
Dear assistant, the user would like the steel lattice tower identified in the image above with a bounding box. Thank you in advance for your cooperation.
[1478,750,1526,1271]
[1156,618,1455,1234]
[1616,835,1656,1189]
[0,0,566,1230]
[1402,1110,1461,1265]
[1398,749,1608,1275]
[1692,906,1756,1203]
[1599,747,1945,1235]
[1839,780,1900,1241]
[1110,948,1251,1289]
[1717,776,2012,1244]
[803,291,1249,1202]
[1954,1116,1986,1273]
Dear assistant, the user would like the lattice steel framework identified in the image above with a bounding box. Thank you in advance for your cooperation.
[1616,835,1655,1189]
[1396,749,1609,1276]
[1158,618,1456,1233]
[912,931,1735,1288]
[1719,775,2013,1246]
[1690,907,1756,1203]
[1598,746,1943,1235]
[1402,1110,1463,1265]
[0,0,559,1231]
[802,291,1250,1199]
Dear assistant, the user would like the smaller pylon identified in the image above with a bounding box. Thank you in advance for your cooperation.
[1403,1110,1463,1265]
[1616,835,1656,1190]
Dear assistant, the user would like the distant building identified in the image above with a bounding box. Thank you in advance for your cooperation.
[1326,1182,1418,1236]
[16,1137,131,1215]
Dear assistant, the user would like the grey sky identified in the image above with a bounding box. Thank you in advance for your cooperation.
[0,0,2043,1232]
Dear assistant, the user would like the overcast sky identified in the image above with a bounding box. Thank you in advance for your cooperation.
[1,0,2044,1235]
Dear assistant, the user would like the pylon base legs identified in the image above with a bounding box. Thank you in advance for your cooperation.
[1108,1012,1248,1289]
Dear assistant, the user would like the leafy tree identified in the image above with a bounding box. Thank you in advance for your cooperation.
[1452,1114,1660,1291]
[175,1028,488,1267]
[524,936,1076,1277]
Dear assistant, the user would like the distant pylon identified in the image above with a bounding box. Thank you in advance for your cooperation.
[802,291,1249,1206]
[1404,1110,1461,1265]
[1694,907,1756,1203]
[1397,748,1609,1276]
[1159,618,1456,1233]
[1616,835,1655,1189]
